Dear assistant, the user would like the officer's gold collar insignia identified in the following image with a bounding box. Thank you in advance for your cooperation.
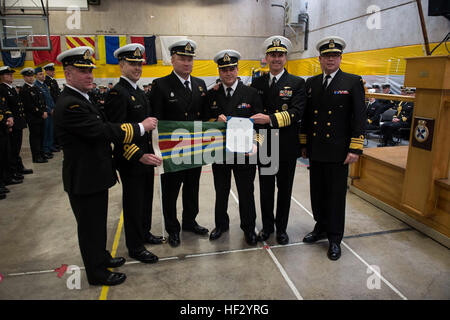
[199,86,204,92]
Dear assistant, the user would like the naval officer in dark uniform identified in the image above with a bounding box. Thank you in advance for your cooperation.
[0,66,31,180]
[0,84,14,200]
[54,46,158,286]
[250,36,306,245]
[19,68,48,163]
[43,63,61,103]
[300,36,366,260]
[207,49,263,245]
[43,63,62,150]
[150,39,210,247]
[105,43,163,264]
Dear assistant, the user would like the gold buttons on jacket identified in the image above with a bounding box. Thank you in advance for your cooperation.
[327,122,331,126]
[313,133,316,136]
[184,112,188,116]
[328,111,332,114]
[314,110,318,114]
[314,121,317,125]
[326,134,330,138]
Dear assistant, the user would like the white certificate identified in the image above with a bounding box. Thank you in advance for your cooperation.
[226,117,254,153]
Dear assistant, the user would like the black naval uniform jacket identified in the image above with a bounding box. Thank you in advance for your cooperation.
[0,95,12,137]
[20,83,47,124]
[207,81,263,162]
[0,83,27,130]
[366,100,385,128]
[44,75,61,103]
[300,69,366,162]
[54,86,142,195]
[392,101,414,126]
[105,77,154,174]
[250,69,306,161]
[151,71,209,121]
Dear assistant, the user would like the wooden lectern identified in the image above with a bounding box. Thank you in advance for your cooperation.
[350,55,450,243]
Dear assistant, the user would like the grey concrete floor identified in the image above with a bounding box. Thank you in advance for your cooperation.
[0,135,449,301]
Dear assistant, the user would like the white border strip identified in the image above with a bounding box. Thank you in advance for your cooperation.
[291,195,408,300]
[230,189,304,300]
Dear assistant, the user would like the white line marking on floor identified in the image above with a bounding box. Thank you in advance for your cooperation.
[290,195,408,300]
[230,189,304,300]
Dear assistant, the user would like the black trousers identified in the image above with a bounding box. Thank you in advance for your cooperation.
[0,134,8,186]
[212,163,257,233]
[309,161,349,243]
[380,121,409,142]
[258,158,297,234]
[9,128,24,173]
[120,169,154,253]
[161,166,202,234]
[28,120,45,160]
[68,190,113,282]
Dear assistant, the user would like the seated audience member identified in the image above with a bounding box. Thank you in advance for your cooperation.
[366,89,384,130]
[378,88,415,147]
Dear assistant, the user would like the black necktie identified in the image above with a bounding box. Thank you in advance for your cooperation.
[270,77,277,89]
[226,87,232,99]
[323,74,331,90]
[184,80,191,92]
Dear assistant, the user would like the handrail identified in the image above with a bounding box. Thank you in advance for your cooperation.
[365,92,416,103]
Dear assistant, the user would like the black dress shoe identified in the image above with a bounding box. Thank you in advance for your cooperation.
[303,230,327,243]
[182,223,209,235]
[44,152,54,159]
[5,178,23,186]
[244,231,257,246]
[168,233,180,247]
[256,230,272,242]
[105,257,126,268]
[20,168,33,175]
[89,272,127,286]
[129,249,158,264]
[0,186,10,193]
[146,232,164,245]
[33,156,48,163]
[209,227,229,241]
[13,174,24,180]
[276,232,289,245]
[327,242,341,261]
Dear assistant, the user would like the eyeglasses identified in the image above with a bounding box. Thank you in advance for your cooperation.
[320,54,341,59]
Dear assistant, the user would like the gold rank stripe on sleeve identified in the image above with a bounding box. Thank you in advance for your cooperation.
[0,114,3,121]
[349,137,364,150]
[121,123,134,144]
[123,144,140,160]
[274,111,291,128]
[299,133,307,144]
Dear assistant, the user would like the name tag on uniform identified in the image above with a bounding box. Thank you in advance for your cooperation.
[333,90,349,95]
